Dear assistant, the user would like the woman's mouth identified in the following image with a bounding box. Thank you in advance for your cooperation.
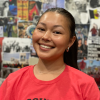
[40,45,52,49]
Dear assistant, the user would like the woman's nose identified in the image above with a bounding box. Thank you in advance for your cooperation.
[41,31,51,41]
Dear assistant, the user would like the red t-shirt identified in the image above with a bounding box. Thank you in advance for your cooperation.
[0,65,100,100]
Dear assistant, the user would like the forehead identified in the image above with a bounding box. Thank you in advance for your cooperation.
[39,12,69,26]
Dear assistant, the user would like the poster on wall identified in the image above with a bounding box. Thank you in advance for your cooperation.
[6,16,18,37]
[0,17,8,38]
[64,0,89,24]
[2,37,31,70]
[9,0,17,16]
[89,9,100,20]
[42,0,56,12]
[33,15,40,25]
[17,0,23,19]
[89,0,100,8]
[22,0,29,20]
[87,19,100,60]
[73,0,87,12]
[28,0,42,20]
[75,24,90,60]
[78,59,100,87]
[18,20,36,38]
[0,0,17,17]
[2,38,31,53]
[0,0,10,16]
[0,17,18,37]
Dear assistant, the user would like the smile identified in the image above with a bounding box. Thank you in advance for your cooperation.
[40,45,52,49]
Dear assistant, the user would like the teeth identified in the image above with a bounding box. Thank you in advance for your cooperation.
[40,45,51,49]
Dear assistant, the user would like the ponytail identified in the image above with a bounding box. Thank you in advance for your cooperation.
[64,38,78,69]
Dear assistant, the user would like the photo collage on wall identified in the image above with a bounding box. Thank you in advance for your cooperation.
[0,0,100,88]
[0,0,43,85]
[0,38,31,84]
[75,24,89,60]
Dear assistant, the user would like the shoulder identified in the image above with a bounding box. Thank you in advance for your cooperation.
[67,65,95,84]
[0,65,34,93]
[66,65,100,99]
[66,65,100,93]
[7,65,34,81]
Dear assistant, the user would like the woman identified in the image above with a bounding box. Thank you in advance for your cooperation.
[0,8,100,100]
[3,1,9,17]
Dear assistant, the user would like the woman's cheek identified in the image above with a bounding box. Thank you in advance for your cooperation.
[32,31,38,41]
[32,33,37,50]
[32,30,42,44]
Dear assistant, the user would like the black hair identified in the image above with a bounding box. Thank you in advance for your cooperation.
[38,7,78,69]
[3,1,9,7]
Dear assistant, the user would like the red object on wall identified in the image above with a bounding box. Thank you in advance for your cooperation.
[79,60,86,70]
[29,2,39,20]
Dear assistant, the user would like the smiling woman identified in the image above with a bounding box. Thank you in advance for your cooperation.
[32,11,74,62]
[0,8,100,100]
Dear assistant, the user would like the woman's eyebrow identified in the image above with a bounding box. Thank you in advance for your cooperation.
[38,22,46,26]
[53,25,65,30]
[38,22,65,30]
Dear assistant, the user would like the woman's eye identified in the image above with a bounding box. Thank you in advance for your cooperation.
[54,31,61,34]
[38,28,45,31]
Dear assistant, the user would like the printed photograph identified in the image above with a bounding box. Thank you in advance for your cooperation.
[78,59,100,87]
[0,0,17,17]
[42,0,56,12]
[28,0,42,20]
[88,43,100,60]
[89,9,100,20]
[75,24,90,60]
[30,45,38,57]
[33,15,40,25]
[0,17,18,37]
[87,19,100,45]
[89,0,100,8]
[18,20,34,38]
[2,61,29,68]
[4,17,18,37]
[19,52,30,64]
[64,0,89,24]
[3,53,20,63]
[2,37,31,53]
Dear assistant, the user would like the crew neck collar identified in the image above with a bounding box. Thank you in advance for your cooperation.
[29,65,68,85]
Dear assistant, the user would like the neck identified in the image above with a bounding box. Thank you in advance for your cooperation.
[35,56,65,74]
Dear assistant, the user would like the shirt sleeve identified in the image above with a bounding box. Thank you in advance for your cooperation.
[82,78,100,100]
[0,77,15,100]
[0,79,7,99]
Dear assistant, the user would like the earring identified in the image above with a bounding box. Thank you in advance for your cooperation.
[66,47,69,52]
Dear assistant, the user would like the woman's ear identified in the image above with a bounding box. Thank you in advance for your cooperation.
[68,36,76,48]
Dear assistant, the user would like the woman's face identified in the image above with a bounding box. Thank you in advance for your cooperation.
[32,12,75,61]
